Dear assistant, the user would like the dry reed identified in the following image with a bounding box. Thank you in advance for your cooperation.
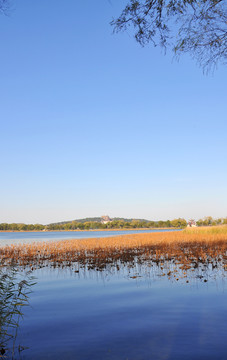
[0,227,226,278]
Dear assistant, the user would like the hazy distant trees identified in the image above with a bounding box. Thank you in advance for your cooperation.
[0,218,188,231]
[0,223,45,231]
[1,217,227,231]
[170,218,188,228]
[196,216,227,226]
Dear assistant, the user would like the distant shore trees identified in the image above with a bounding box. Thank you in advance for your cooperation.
[196,216,227,226]
[0,223,45,231]
[1,217,226,232]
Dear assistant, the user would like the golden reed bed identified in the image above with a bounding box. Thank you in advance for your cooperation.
[0,227,226,274]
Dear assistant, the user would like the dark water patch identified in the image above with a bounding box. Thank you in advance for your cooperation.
[10,266,226,360]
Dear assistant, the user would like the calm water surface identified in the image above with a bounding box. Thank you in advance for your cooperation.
[0,229,178,246]
[1,230,226,359]
[5,265,227,360]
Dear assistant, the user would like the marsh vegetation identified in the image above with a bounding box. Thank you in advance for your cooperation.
[1,226,226,282]
[0,268,35,359]
[0,226,226,359]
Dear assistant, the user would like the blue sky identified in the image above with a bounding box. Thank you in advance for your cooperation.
[0,0,226,224]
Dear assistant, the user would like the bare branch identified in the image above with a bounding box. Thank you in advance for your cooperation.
[111,0,227,70]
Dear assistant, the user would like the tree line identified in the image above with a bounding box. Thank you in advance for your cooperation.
[0,223,45,231]
[196,216,227,227]
[0,218,187,231]
[47,218,187,230]
[1,217,226,231]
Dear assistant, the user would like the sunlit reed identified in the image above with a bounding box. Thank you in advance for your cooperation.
[0,226,226,278]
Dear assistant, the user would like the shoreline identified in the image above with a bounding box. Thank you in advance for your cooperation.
[0,227,177,233]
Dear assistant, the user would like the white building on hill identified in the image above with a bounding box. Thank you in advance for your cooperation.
[187,219,197,227]
[101,215,112,224]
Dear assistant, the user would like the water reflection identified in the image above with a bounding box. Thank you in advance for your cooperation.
[16,262,226,360]
[4,240,224,284]
[0,267,35,359]
[1,246,226,360]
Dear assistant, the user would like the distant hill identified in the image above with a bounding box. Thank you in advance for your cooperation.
[48,217,150,225]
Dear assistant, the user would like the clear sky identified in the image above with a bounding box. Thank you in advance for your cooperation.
[0,0,226,224]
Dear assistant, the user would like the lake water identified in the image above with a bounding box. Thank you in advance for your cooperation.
[0,229,178,246]
[1,230,226,359]
[2,263,227,360]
